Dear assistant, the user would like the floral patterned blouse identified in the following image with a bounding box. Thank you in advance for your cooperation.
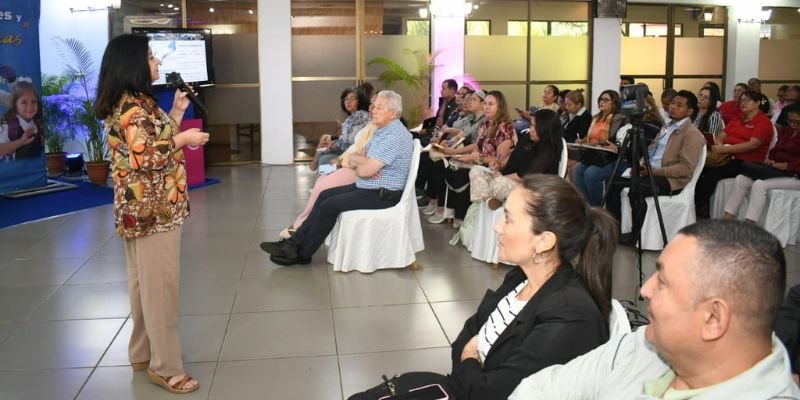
[107,92,189,239]
[476,120,515,159]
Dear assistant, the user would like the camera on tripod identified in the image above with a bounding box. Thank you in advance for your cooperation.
[620,83,650,118]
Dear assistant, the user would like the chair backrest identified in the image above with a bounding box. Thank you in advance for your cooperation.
[766,123,779,159]
[399,139,422,203]
[609,299,632,338]
[684,144,707,191]
[558,138,568,178]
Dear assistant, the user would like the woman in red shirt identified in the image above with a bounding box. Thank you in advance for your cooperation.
[718,82,749,124]
[695,90,775,217]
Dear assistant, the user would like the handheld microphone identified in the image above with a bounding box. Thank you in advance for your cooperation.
[165,72,208,115]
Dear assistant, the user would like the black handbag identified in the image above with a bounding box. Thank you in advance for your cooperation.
[348,372,450,400]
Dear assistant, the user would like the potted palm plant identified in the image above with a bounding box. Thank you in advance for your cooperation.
[54,37,109,184]
[76,97,109,184]
[368,49,439,127]
[40,73,77,175]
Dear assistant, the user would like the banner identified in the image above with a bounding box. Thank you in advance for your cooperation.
[0,1,45,194]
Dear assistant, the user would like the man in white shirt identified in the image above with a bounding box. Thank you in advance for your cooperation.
[510,219,799,399]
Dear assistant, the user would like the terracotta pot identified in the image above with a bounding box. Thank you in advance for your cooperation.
[86,160,111,185]
[45,152,67,175]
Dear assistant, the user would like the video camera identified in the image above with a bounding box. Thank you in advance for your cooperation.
[620,83,650,118]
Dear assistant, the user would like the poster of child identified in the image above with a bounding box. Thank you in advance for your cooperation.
[0,80,44,161]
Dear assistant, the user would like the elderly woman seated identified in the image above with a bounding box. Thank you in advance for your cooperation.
[470,108,564,210]
[348,174,617,400]
[314,87,371,168]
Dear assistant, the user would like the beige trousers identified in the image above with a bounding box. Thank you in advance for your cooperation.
[469,167,519,203]
[124,227,184,377]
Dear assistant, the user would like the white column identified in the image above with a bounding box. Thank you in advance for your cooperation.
[590,18,622,114]
[725,3,762,99]
[430,0,466,111]
[258,0,294,165]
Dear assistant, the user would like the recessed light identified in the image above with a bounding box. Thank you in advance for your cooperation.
[209,7,214,13]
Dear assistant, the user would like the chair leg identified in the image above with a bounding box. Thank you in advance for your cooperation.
[411,261,419,270]
[491,263,499,270]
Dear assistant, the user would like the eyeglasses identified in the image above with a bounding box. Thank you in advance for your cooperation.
[788,118,800,126]
[598,97,611,103]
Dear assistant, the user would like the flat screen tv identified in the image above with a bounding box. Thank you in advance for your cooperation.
[131,27,215,88]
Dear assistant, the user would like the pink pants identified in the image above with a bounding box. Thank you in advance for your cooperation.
[293,168,357,229]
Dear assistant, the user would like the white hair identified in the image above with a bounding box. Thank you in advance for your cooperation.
[377,90,403,117]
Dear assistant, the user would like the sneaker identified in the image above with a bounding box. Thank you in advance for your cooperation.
[422,204,438,215]
[428,212,448,224]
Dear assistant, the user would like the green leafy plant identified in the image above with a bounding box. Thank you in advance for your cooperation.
[40,72,77,154]
[53,37,106,162]
[76,98,106,162]
[368,49,439,127]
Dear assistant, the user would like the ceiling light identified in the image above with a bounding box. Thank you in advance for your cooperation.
[703,11,713,21]
[761,9,772,22]
[418,8,428,18]
[248,9,254,14]
[209,7,214,13]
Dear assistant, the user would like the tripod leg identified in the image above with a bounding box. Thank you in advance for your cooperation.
[640,150,669,247]
[601,134,632,208]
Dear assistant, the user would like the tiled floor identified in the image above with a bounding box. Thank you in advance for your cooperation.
[0,165,798,400]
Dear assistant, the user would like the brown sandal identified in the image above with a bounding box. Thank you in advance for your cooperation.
[146,368,199,394]
[131,361,149,371]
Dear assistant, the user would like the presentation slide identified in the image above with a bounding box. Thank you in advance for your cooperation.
[147,32,209,85]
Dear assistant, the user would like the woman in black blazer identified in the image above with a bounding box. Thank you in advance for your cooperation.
[349,175,617,400]
[562,89,592,143]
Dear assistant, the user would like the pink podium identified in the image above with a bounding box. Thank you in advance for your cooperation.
[180,118,206,186]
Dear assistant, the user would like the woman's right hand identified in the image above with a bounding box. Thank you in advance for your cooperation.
[178,128,210,147]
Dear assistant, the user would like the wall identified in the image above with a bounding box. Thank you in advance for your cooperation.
[39,0,110,154]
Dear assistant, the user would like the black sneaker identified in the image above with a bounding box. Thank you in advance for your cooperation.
[260,240,285,255]
[270,254,312,266]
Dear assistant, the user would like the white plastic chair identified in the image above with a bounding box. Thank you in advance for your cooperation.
[620,147,706,250]
[609,299,632,339]
[468,140,569,267]
[711,180,800,247]
[468,202,504,266]
[710,178,738,219]
[326,139,424,273]
[558,138,568,178]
